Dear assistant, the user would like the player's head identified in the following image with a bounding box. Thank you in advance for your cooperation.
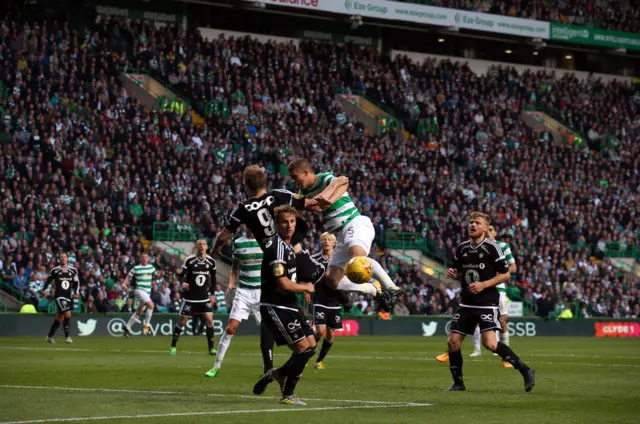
[468,211,491,240]
[195,239,208,255]
[58,252,68,266]
[288,158,315,189]
[320,232,336,252]
[140,252,150,265]
[487,225,497,240]
[274,205,298,241]
[242,165,267,196]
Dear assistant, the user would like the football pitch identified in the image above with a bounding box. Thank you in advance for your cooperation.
[0,336,639,424]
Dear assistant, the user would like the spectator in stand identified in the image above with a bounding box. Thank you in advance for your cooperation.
[393,296,411,316]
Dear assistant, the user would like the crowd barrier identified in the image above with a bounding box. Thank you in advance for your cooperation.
[1,314,638,338]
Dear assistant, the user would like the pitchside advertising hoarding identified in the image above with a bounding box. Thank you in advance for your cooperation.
[1,315,639,337]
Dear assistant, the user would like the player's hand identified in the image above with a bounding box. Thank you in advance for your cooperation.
[469,282,486,294]
[181,282,189,291]
[209,295,216,305]
[305,199,323,212]
[302,283,315,294]
[211,247,222,258]
[226,284,235,293]
[446,268,457,279]
[315,196,332,210]
[304,292,311,304]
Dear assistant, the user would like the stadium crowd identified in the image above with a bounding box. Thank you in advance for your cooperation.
[0,10,638,319]
[401,0,640,32]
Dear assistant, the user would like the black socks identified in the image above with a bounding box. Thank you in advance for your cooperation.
[282,347,317,397]
[206,326,215,351]
[494,342,529,374]
[449,349,464,384]
[316,340,333,363]
[48,320,61,338]
[63,317,70,338]
[260,322,275,373]
[171,324,183,348]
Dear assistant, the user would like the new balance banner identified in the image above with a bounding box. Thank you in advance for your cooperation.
[268,0,550,39]
[550,23,640,51]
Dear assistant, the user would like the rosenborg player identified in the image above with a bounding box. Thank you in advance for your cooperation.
[444,211,535,393]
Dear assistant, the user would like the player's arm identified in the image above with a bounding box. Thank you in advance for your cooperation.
[446,246,462,280]
[42,272,54,297]
[122,268,133,291]
[73,270,81,299]
[180,258,190,291]
[315,176,349,209]
[504,244,517,273]
[209,259,217,304]
[276,276,314,294]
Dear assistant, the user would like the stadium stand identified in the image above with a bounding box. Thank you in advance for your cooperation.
[0,5,638,319]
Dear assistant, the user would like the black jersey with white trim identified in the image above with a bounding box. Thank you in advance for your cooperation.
[180,254,217,302]
[260,235,299,309]
[452,238,509,307]
[43,266,80,299]
[224,190,305,249]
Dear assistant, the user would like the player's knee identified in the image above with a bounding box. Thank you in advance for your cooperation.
[326,330,335,343]
[225,320,240,335]
[483,339,498,352]
[447,338,461,352]
[147,303,155,311]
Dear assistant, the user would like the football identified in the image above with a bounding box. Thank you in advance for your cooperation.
[346,256,374,283]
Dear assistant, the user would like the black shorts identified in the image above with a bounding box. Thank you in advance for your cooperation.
[261,305,314,346]
[313,304,343,330]
[450,306,501,336]
[179,300,213,317]
[55,297,72,314]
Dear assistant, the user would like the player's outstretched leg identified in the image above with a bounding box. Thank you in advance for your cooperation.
[46,315,62,343]
[446,333,466,391]
[169,320,184,355]
[483,333,535,392]
[471,326,482,356]
[143,302,154,335]
[367,258,400,290]
[207,324,234,377]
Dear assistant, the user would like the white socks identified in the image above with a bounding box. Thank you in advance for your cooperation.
[368,258,397,289]
[214,333,233,368]
[127,312,140,329]
[472,326,481,352]
[500,330,510,346]
[143,308,153,327]
[337,276,378,295]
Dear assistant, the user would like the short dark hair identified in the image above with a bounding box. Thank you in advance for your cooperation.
[243,165,267,192]
[469,211,491,224]
[274,205,298,222]
[287,158,312,173]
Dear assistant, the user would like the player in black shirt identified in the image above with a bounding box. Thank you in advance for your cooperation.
[309,232,344,369]
[210,165,319,374]
[170,239,217,355]
[43,252,80,344]
[253,205,316,406]
[445,212,535,392]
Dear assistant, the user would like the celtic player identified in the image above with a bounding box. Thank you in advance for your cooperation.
[122,253,156,337]
[288,159,399,309]
[206,232,264,377]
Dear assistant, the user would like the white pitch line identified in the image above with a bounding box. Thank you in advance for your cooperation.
[2,346,639,368]
[0,403,431,424]
[0,385,431,406]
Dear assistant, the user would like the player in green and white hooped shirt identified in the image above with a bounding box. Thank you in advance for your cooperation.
[206,232,264,378]
[288,159,399,303]
[122,253,157,337]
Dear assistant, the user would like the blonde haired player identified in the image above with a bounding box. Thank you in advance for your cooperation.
[206,231,265,377]
[288,159,399,310]
[122,253,156,337]
[436,225,517,368]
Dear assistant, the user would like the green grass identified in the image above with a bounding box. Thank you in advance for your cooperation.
[1,336,639,424]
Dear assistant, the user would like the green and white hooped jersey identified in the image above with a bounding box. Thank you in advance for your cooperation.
[128,264,156,295]
[300,171,360,233]
[233,237,263,290]
[495,240,515,293]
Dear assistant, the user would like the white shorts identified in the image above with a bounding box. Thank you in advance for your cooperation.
[134,289,152,305]
[499,292,508,316]
[330,215,376,269]
[229,288,261,324]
